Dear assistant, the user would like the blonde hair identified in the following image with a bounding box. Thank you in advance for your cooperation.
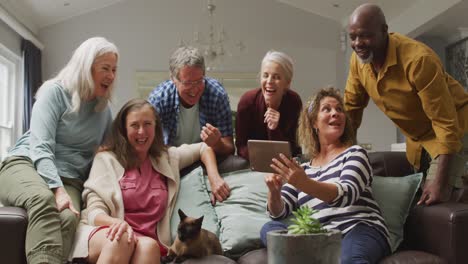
[297,87,355,159]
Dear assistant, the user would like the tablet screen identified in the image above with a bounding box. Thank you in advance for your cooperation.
[247,140,292,173]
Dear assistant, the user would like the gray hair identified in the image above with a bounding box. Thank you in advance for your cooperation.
[169,46,205,80]
[40,37,119,112]
[261,50,294,82]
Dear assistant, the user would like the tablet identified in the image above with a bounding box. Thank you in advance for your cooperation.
[247,140,292,173]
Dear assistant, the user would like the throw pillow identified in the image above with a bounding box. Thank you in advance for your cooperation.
[170,166,219,241]
[205,169,271,259]
[372,173,423,252]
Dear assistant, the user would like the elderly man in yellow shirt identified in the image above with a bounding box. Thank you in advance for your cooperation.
[344,3,468,205]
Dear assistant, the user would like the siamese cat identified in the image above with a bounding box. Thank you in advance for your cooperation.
[161,209,223,263]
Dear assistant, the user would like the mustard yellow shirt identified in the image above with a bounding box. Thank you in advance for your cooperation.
[345,32,468,169]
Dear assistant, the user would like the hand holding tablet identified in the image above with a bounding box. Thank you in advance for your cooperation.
[247,140,292,173]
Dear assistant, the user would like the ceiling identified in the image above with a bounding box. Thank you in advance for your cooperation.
[278,0,415,25]
[1,0,468,41]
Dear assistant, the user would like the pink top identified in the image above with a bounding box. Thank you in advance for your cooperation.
[119,157,168,254]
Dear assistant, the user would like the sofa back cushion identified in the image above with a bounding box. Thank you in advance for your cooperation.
[170,167,219,240]
[373,173,423,251]
[369,152,414,177]
[205,169,270,260]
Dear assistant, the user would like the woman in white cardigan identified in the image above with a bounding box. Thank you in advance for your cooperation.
[70,98,221,263]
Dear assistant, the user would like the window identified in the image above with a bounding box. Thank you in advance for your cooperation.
[0,43,22,161]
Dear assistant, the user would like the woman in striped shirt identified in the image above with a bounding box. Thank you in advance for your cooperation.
[260,87,390,264]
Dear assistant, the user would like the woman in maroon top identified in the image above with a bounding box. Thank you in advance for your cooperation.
[235,50,302,160]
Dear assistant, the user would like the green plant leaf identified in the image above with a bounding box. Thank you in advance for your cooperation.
[287,205,326,235]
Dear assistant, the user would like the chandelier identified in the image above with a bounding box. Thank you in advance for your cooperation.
[180,0,245,71]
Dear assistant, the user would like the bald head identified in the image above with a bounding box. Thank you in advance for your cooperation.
[349,4,387,28]
[347,4,389,64]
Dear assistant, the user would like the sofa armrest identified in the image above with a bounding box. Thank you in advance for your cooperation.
[404,202,468,263]
[0,206,28,264]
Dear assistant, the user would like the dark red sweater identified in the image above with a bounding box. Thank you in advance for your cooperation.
[235,88,302,160]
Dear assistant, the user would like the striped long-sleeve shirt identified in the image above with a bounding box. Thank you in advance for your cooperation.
[270,145,390,245]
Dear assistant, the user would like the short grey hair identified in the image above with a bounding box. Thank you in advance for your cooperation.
[169,46,205,80]
[41,37,119,112]
[261,50,294,82]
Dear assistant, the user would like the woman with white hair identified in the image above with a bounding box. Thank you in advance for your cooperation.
[0,37,118,264]
[235,50,303,160]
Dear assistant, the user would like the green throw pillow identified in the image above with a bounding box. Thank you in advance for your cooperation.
[170,166,219,241]
[205,169,271,260]
[372,173,423,252]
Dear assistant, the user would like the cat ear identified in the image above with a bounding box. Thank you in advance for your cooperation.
[196,215,204,225]
[178,209,187,220]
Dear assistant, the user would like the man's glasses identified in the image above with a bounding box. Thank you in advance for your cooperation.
[177,78,205,88]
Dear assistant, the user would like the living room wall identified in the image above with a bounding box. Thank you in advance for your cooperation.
[37,0,400,151]
[38,0,343,110]
[0,19,21,56]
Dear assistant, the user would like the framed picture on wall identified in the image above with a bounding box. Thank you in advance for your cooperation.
[446,36,468,91]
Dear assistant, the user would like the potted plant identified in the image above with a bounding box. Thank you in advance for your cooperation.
[267,206,341,264]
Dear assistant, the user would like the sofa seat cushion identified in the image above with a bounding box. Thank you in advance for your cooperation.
[379,250,446,264]
[237,248,267,264]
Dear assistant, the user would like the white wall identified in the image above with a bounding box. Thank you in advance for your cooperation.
[0,19,21,56]
[38,0,343,112]
[38,0,415,152]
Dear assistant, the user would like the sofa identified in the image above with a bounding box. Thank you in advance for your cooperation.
[1,151,467,264]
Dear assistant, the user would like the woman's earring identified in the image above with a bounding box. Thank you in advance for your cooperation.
[313,128,319,135]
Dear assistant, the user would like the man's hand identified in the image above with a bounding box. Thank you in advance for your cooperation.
[264,107,280,130]
[418,178,451,206]
[418,154,452,206]
[201,123,222,147]
[418,180,443,205]
[209,176,231,205]
[53,186,79,215]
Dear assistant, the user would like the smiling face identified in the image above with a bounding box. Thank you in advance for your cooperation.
[348,12,387,64]
[173,66,205,108]
[261,61,291,109]
[91,52,117,98]
[125,105,156,162]
[314,96,346,144]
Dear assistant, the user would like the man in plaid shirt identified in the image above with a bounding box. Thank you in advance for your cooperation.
[148,46,234,156]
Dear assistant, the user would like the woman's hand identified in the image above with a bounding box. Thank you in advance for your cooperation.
[264,108,280,130]
[209,176,231,205]
[264,173,285,217]
[264,173,283,194]
[106,220,137,243]
[270,154,307,187]
[53,187,79,215]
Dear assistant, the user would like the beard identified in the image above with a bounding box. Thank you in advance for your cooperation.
[356,51,374,64]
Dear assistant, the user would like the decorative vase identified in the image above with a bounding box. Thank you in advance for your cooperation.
[267,229,341,264]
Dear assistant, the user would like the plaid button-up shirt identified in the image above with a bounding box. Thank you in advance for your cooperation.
[148,77,233,145]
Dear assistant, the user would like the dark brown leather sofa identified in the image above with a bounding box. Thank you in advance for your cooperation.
[1,152,467,264]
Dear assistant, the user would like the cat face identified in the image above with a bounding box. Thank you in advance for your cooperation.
[177,209,204,242]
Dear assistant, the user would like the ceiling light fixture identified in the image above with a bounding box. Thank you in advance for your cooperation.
[179,0,245,71]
